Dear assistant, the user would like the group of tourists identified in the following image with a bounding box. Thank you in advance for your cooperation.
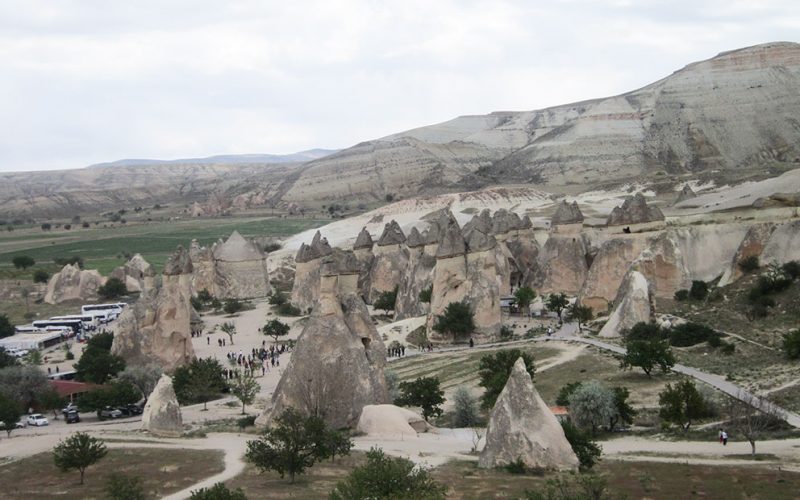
[387,345,406,358]
[225,344,290,377]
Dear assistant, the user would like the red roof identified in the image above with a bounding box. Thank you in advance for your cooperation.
[49,380,98,397]
[549,405,569,415]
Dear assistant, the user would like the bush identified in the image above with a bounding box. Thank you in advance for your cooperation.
[782,260,800,280]
[98,277,128,299]
[190,483,247,499]
[0,314,14,339]
[505,458,529,474]
[268,292,287,306]
[452,386,480,427]
[32,269,50,283]
[11,255,35,270]
[498,325,514,341]
[668,322,721,347]
[395,376,445,422]
[237,415,257,429]
[783,330,800,360]
[329,447,446,500]
[418,285,433,303]
[674,289,689,301]
[478,349,535,409]
[223,299,244,315]
[432,301,475,342]
[689,280,709,301]
[561,421,602,470]
[658,379,710,431]
[373,286,398,314]
[738,255,760,273]
[276,302,302,316]
[105,474,146,500]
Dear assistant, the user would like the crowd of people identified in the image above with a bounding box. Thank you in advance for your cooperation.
[223,344,290,377]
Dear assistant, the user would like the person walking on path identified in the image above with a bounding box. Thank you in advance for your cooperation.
[722,430,728,446]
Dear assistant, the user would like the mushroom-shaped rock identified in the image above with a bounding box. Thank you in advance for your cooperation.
[163,245,193,276]
[598,270,654,338]
[464,227,497,253]
[606,193,665,226]
[353,227,374,250]
[521,215,533,229]
[551,200,584,225]
[479,358,579,471]
[357,404,432,439]
[405,227,425,248]
[377,220,406,246]
[142,375,182,437]
[436,217,466,258]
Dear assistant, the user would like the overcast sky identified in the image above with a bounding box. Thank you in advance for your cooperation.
[1,0,797,172]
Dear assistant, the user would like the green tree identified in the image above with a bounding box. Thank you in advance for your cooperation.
[514,287,537,315]
[452,386,480,427]
[0,392,22,437]
[329,447,447,500]
[190,483,248,499]
[418,285,433,303]
[33,269,50,283]
[231,372,260,414]
[546,293,569,321]
[12,255,35,269]
[567,381,617,435]
[555,381,583,406]
[0,365,50,409]
[738,255,760,273]
[658,379,708,432]
[0,347,18,368]
[219,322,237,346]
[79,381,140,417]
[74,333,126,384]
[0,314,14,339]
[567,303,593,331]
[394,376,445,422]
[245,407,351,483]
[98,277,128,299]
[117,364,163,399]
[689,280,709,301]
[620,337,675,377]
[268,292,287,306]
[782,330,800,360]
[172,358,226,409]
[373,286,398,315]
[609,387,636,431]
[105,474,146,500]
[52,432,108,485]
[478,350,535,409]
[560,421,602,470]
[432,301,475,342]
[223,299,244,315]
[262,319,290,344]
[39,387,66,420]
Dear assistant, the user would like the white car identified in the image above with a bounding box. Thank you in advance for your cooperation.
[26,413,49,426]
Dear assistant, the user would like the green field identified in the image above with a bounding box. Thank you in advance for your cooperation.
[0,216,327,276]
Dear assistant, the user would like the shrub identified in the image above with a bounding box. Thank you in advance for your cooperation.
[0,314,14,339]
[373,286,398,314]
[658,379,710,431]
[432,301,475,342]
[478,349,535,409]
[395,376,445,422]
[689,280,709,301]
[268,292,287,306]
[505,458,529,474]
[783,330,800,360]
[668,322,720,347]
[498,325,514,341]
[11,255,35,270]
[98,277,128,299]
[223,299,244,315]
[105,474,146,500]
[418,285,433,303]
[276,302,302,316]
[32,269,50,283]
[561,421,602,470]
[190,483,247,499]
[237,415,257,430]
[738,255,760,273]
[673,289,689,301]
[452,386,480,427]
[555,381,583,406]
[782,260,800,280]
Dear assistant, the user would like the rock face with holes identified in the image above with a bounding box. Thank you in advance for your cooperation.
[111,246,195,372]
[291,230,333,311]
[44,264,105,304]
[142,374,182,437]
[368,220,410,303]
[598,270,654,338]
[257,250,388,429]
[479,358,579,471]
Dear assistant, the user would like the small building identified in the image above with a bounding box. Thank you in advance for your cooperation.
[549,405,570,423]
[49,380,98,404]
[0,330,70,351]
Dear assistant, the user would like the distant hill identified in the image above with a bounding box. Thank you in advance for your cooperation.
[89,149,338,168]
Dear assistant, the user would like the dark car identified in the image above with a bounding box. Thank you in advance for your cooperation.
[117,403,143,417]
[65,410,80,424]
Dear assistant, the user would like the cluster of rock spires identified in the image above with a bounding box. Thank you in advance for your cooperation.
[190,231,271,299]
[291,193,800,341]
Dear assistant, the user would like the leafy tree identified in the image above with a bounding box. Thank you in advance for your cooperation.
[567,303,593,331]
[329,447,447,500]
[98,277,128,299]
[689,280,709,301]
[219,322,237,346]
[0,347,18,368]
[39,387,66,420]
[418,285,433,303]
[231,372,260,414]
[725,391,787,456]
[196,289,214,303]
[567,381,617,435]
[52,432,108,485]
[25,349,43,365]
[0,365,51,409]
[620,336,675,377]
[546,293,569,320]
[782,330,800,360]
[609,387,636,431]
[478,350,535,409]
[782,260,800,280]
[41,223,52,231]
[190,483,248,499]
[0,392,22,437]
[268,292,287,306]
[12,255,35,269]
[33,269,50,283]
[79,380,140,417]
[738,255,760,273]
[452,386,480,427]
[117,364,163,399]
[54,256,85,269]
[373,286,398,314]
[276,302,302,316]
[262,319,290,344]
[514,287,537,315]
[0,314,14,339]
[432,301,475,342]
[394,376,445,422]
[555,381,583,407]
[74,333,126,384]
[105,474,146,500]
[561,421,602,470]
[245,407,351,483]
[384,370,400,402]
[223,299,244,315]
[658,379,708,431]
[674,289,689,301]
[172,357,226,409]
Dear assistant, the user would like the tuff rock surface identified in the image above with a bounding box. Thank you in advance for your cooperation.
[142,375,182,437]
[44,264,105,304]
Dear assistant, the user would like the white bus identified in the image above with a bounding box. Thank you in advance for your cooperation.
[81,303,127,322]
[31,319,83,335]
[49,314,98,331]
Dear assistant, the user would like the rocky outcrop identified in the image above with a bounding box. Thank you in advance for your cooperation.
[291,231,333,311]
[552,200,584,226]
[394,227,436,320]
[44,264,105,304]
[674,185,697,205]
[479,358,579,471]
[111,246,195,372]
[110,254,156,293]
[353,227,374,250]
[530,234,590,295]
[211,231,271,299]
[142,375,182,437]
[357,404,432,438]
[368,221,410,303]
[579,235,651,312]
[257,253,388,429]
[760,220,800,267]
[598,270,654,338]
[719,223,776,286]
[606,193,665,227]
[353,228,375,301]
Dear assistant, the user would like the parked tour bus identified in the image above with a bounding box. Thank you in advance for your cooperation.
[49,314,98,332]
[31,319,83,336]
[80,303,127,322]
